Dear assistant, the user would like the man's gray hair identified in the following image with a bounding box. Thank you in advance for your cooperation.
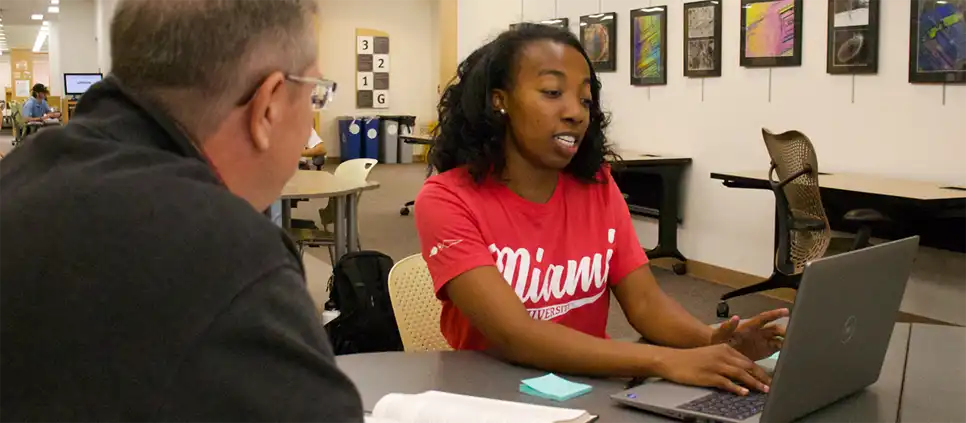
[110,0,318,140]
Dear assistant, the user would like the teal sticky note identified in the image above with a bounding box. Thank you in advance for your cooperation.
[519,373,593,402]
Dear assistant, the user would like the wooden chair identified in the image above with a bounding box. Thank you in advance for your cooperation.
[387,254,452,352]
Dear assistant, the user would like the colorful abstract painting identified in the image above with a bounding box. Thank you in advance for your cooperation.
[915,1,966,72]
[633,15,663,79]
[580,12,617,72]
[745,0,797,58]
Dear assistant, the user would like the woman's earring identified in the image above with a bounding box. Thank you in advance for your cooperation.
[499,108,507,115]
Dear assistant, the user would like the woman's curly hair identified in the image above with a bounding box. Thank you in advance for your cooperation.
[429,23,616,184]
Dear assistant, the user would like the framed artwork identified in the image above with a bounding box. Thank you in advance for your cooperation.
[827,0,880,74]
[908,0,966,84]
[511,18,570,31]
[630,6,668,86]
[684,1,723,77]
[580,13,617,72]
[740,0,804,67]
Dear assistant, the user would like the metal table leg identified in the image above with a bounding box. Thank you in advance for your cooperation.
[641,165,688,274]
[332,195,348,262]
[346,192,359,252]
[281,199,292,229]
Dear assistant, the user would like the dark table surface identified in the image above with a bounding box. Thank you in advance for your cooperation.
[335,323,958,422]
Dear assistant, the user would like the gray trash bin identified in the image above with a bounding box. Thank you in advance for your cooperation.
[378,115,417,163]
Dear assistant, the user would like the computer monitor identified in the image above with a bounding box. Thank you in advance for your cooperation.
[64,73,104,96]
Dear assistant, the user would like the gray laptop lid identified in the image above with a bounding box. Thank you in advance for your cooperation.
[761,236,919,423]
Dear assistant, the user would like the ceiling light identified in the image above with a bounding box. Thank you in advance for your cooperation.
[48,6,59,13]
[32,14,44,20]
[33,28,49,52]
[52,0,60,4]
[42,21,50,26]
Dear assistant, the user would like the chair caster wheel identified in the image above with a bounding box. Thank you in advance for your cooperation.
[399,207,410,216]
[716,301,730,319]
[672,262,687,275]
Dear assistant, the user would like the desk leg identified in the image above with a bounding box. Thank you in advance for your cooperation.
[333,196,348,262]
[346,193,359,252]
[645,167,688,274]
[281,199,292,229]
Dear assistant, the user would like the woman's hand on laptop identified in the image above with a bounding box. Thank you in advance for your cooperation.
[655,344,771,396]
[711,309,789,361]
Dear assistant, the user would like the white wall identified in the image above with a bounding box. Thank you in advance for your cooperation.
[94,0,118,73]
[318,0,439,155]
[50,0,99,97]
[459,0,966,277]
[0,56,10,94]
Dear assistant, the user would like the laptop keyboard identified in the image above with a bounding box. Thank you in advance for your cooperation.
[678,390,768,421]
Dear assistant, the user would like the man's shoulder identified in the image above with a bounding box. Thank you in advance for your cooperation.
[1,138,298,277]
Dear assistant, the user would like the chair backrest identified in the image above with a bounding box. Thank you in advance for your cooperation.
[387,254,452,352]
[761,128,831,275]
[334,158,378,182]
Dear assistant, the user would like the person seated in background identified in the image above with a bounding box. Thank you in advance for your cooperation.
[299,127,327,169]
[21,83,62,123]
[415,24,788,397]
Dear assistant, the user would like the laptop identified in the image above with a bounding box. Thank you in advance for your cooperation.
[611,236,919,423]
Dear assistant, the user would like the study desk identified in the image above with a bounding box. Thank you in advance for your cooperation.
[337,323,963,422]
[613,150,693,274]
[710,170,966,251]
[280,170,380,261]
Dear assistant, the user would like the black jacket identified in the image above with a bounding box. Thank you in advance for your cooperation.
[0,77,363,422]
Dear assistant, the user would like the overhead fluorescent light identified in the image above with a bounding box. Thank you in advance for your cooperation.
[32,14,44,20]
[33,28,49,52]
[52,0,60,4]
[48,6,59,13]
[42,21,50,26]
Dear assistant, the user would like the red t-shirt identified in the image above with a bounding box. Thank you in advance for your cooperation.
[415,167,649,350]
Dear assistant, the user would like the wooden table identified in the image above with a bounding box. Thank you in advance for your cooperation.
[280,170,380,261]
[613,150,693,274]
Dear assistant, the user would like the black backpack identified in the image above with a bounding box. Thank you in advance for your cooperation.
[324,251,404,355]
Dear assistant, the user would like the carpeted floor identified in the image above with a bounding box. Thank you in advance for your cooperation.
[292,163,789,339]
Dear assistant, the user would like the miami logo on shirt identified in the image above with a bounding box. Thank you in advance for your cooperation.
[487,229,616,320]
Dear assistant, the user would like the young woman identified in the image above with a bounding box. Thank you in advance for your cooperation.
[415,24,786,396]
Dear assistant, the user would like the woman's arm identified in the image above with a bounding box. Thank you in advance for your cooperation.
[445,265,671,377]
[612,265,712,349]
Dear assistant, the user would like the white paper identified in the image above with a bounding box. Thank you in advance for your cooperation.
[372,391,587,423]
[15,80,30,97]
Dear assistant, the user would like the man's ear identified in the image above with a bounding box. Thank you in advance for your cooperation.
[248,71,287,152]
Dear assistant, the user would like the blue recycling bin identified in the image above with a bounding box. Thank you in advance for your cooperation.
[337,117,363,161]
[361,117,380,160]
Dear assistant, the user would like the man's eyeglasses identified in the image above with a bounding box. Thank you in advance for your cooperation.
[287,75,337,111]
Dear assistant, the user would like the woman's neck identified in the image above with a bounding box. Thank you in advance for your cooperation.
[502,142,559,204]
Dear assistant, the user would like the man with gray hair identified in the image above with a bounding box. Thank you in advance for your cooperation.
[0,1,363,421]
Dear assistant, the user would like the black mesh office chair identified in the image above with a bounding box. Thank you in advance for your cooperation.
[716,129,889,318]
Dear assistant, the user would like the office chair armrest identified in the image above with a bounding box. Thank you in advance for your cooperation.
[775,166,813,189]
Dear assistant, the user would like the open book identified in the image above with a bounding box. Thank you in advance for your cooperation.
[365,391,596,423]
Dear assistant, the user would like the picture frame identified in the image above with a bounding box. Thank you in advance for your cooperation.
[683,0,723,77]
[739,0,804,67]
[630,6,668,86]
[908,0,966,84]
[580,12,618,72]
[511,18,570,31]
[827,0,880,74]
